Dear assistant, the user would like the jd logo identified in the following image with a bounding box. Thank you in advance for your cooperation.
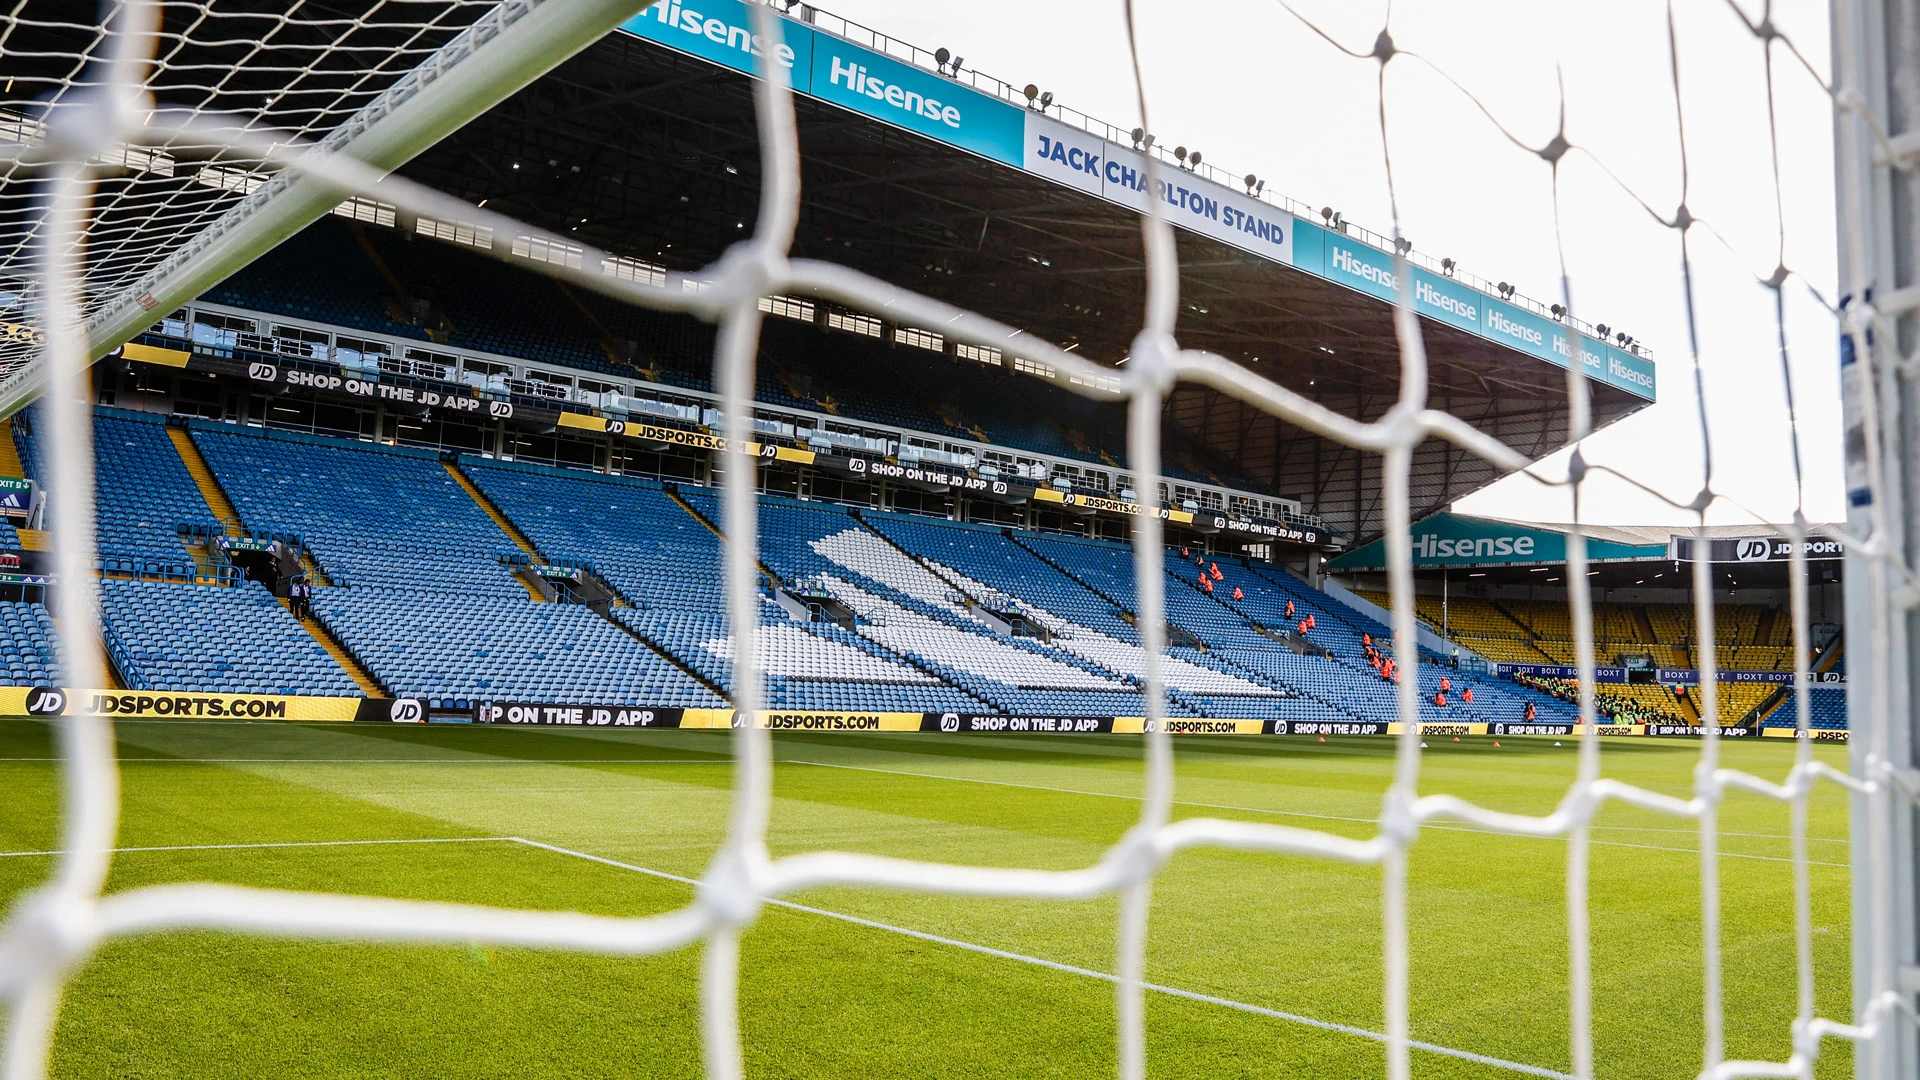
[1735,538,1773,562]
[939,712,960,732]
[991,481,1007,495]
[759,443,778,458]
[606,420,626,436]
[24,687,65,715]
[849,459,867,474]
[488,401,513,419]
[247,362,277,381]
[389,698,424,723]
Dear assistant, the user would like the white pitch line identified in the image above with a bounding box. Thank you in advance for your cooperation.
[507,837,1574,1080]
[784,760,1852,863]
[0,837,514,858]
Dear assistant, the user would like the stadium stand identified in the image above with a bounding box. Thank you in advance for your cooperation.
[15,408,210,569]
[192,424,522,594]
[458,457,990,711]
[101,578,360,696]
[312,587,723,707]
[679,490,1168,716]
[0,599,59,687]
[27,406,1827,729]
[200,219,1251,489]
[1355,587,1839,726]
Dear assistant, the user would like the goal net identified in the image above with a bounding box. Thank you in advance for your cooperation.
[0,1,1913,1078]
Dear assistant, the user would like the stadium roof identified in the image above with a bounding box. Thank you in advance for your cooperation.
[375,2,1658,544]
[0,0,1660,545]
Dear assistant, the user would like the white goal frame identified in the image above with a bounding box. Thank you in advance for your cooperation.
[1837,0,1920,1077]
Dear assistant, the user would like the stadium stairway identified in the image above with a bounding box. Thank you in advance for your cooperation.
[669,487,782,589]
[601,614,734,699]
[166,425,243,538]
[0,417,24,481]
[443,460,546,602]
[276,595,386,697]
[446,460,540,559]
[1007,533,1133,617]
[1487,599,1558,663]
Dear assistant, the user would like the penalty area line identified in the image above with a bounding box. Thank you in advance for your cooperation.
[507,837,1572,1080]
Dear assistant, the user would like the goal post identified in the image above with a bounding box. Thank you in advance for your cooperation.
[1835,0,1920,1076]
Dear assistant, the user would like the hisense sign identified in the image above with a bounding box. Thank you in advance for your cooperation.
[1330,513,1670,571]
[1411,532,1536,560]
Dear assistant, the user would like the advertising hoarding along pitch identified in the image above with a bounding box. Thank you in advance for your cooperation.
[616,4,1654,402]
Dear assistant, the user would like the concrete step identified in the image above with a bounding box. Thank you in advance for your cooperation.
[280,597,385,697]
[164,426,243,537]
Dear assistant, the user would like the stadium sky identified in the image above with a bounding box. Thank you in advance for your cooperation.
[820,0,1844,529]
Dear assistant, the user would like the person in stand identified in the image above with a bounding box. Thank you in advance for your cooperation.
[1462,687,1474,705]
[1305,614,1315,630]
[1297,619,1308,636]
[1524,701,1536,723]
[1440,675,1451,694]
[1435,691,1447,708]
[289,577,308,619]
[1362,632,1372,649]
[1231,586,1243,601]
[1285,599,1295,620]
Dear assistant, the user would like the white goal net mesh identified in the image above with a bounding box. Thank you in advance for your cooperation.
[0,1,1914,1079]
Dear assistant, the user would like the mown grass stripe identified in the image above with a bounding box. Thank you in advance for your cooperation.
[508,837,1574,1079]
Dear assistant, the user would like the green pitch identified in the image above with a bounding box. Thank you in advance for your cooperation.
[0,719,1853,1079]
